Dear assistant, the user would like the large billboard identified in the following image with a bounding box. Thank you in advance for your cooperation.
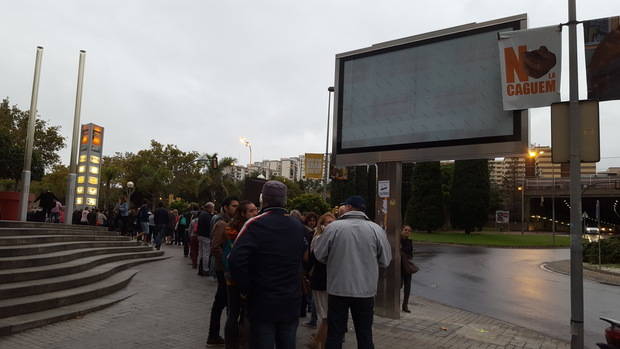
[333,15,528,166]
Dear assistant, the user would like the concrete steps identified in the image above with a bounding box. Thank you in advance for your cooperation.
[0,228,120,237]
[0,250,164,283]
[0,245,155,267]
[0,221,108,231]
[0,269,138,318]
[0,234,131,246]
[0,224,165,335]
[0,256,168,299]
[0,288,135,336]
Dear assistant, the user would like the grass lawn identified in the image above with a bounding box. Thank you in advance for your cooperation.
[411,231,570,248]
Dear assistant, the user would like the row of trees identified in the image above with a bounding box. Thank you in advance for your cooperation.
[329,160,492,234]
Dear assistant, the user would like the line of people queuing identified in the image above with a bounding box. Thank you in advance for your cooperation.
[172,180,421,349]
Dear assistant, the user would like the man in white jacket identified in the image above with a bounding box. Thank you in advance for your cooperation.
[313,195,392,349]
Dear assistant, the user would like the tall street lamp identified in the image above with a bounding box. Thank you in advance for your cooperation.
[323,86,335,200]
[520,149,545,234]
[126,181,134,208]
[240,137,252,166]
[518,185,525,234]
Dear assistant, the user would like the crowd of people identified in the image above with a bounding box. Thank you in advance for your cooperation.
[170,180,418,349]
[28,182,419,349]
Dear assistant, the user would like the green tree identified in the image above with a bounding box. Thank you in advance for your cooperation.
[449,159,490,234]
[0,98,66,186]
[288,193,330,215]
[329,166,376,220]
[404,162,444,232]
[197,153,237,204]
[30,165,69,202]
[100,154,128,209]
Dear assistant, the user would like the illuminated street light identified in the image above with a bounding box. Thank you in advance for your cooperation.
[240,137,253,165]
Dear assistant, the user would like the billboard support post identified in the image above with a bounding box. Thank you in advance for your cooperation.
[65,50,86,225]
[374,162,401,319]
[323,87,334,201]
[18,46,44,221]
[567,0,584,347]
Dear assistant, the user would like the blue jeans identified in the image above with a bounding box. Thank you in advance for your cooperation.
[154,224,167,248]
[250,319,298,349]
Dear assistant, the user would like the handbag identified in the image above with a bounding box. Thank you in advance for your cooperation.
[401,254,419,274]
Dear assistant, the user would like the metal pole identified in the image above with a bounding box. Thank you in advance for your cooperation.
[552,169,556,246]
[65,50,87,225]
[567,0,584,347]
[323,87,334,200]
[18,46,44,221]
[249,145,252,166]
[596,199,601,268]
[521,180,525,235]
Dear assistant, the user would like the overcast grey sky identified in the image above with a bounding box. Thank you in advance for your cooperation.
[2,1,619,169]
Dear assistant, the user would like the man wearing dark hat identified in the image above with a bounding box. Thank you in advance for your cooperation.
[229,180,306,349]
[313,195,392,349]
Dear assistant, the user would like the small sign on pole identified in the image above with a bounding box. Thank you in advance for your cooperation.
[378,180,390,198]
[496,210,510,224]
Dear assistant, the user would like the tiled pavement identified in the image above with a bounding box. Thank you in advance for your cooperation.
[0,244,570,349]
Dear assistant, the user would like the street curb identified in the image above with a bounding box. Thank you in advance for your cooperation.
[541,261,620,287]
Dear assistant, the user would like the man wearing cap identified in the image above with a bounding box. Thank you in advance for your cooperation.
[313,195,392,349]
[229,180,306,349]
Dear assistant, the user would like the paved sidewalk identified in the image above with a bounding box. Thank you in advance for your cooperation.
[0,244,569,349]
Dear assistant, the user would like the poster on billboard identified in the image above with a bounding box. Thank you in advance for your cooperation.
[583,16,620,101]
[304,153,324,179]
[498,25,562,110]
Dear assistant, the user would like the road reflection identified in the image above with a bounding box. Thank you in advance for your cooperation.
[411,243,619,348]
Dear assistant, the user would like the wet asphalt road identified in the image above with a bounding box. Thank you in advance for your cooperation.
[411,243,620,348]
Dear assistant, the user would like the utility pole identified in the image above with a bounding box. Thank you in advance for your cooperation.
[567,0,584,347]
[18,46,44,221]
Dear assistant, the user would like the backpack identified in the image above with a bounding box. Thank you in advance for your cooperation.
[179,215,188,226]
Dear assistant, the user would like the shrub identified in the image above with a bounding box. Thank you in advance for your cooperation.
[583,236,620,264]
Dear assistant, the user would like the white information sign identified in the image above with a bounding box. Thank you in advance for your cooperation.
[496,210,510,224]
[498,25,562,110]
[378,180,390,198]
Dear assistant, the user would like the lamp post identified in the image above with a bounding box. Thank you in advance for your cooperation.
[126,181,134,208]
[323,86,335,200]
[240,137,252,166]
[520,149,545,234]
[518,185,525,234]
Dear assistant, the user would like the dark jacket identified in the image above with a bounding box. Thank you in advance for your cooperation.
[138,206,149,223]
[229,207,306,323]
[153,207,169,225]
[309,249,327,291]
[197,211,213,238]
[35,191,58,210]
